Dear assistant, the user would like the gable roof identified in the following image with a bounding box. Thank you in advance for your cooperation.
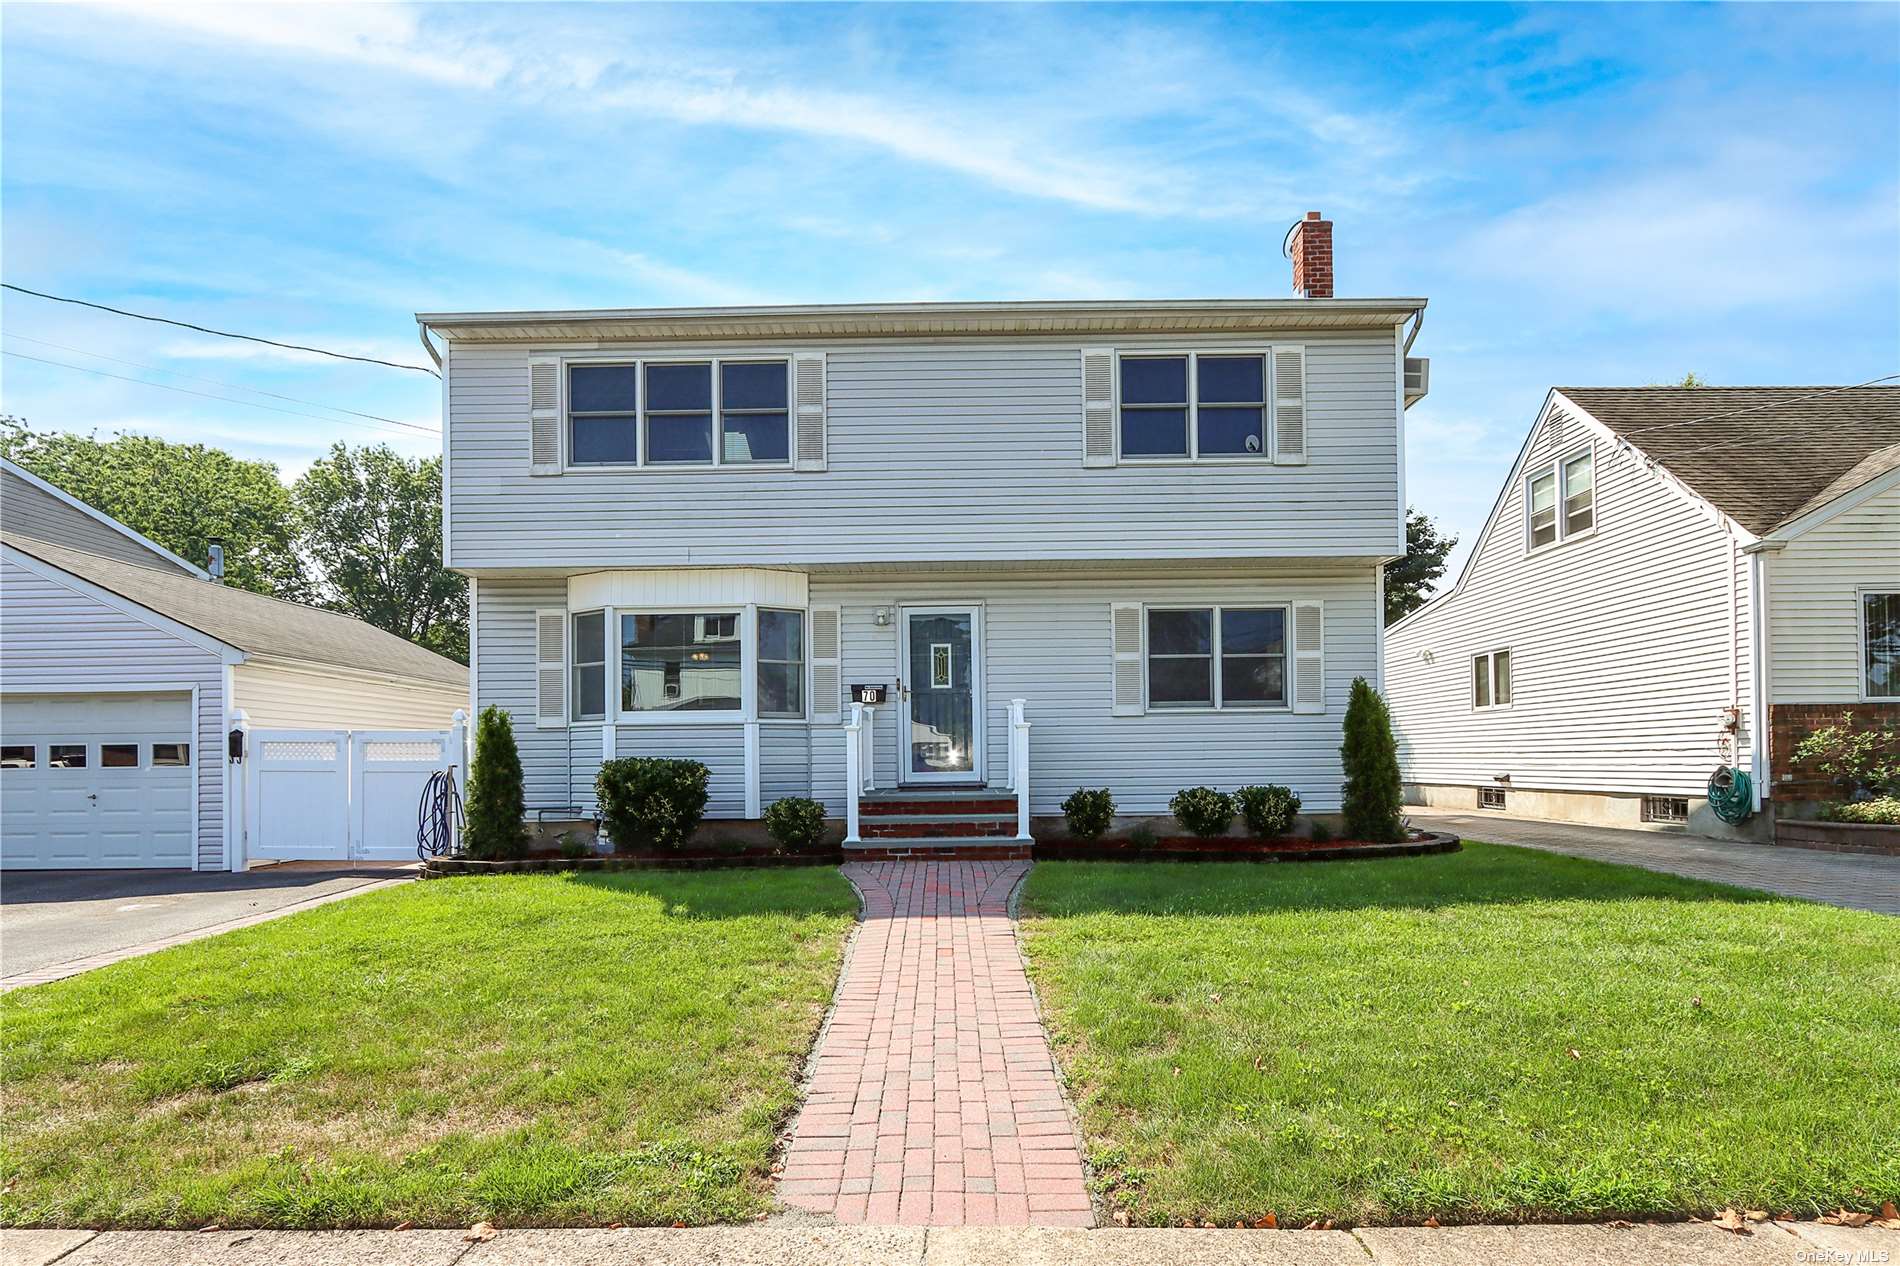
[1557,386,1900,536]
[0,458,209,577]
[4,532,466,688]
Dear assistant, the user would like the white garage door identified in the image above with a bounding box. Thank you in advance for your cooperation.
[1,693,196,869]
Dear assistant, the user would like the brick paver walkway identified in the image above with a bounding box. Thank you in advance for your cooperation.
[1414,810,1900,914]
[777,861,1092,1227]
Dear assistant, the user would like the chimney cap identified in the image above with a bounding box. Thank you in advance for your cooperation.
[1304,210,1323,221]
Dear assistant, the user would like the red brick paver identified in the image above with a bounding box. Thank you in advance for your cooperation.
[778,861,1092,1227]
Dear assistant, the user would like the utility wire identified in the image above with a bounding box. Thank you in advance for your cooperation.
[1,283,440,379]
[2,350,440,440]
[1614,375,1900,436]
[4,332,434,434]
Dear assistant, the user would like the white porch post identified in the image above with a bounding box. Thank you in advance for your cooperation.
[448,709,469,806]
[843,703,865,844]
[1009,698,1031,841]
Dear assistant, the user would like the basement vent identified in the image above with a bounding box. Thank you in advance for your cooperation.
[1642,795,1690,824]
[1478,787,1507,810]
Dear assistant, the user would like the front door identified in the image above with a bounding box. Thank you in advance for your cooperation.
[899,606,982,784]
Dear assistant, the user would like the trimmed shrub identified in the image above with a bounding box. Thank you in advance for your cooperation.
[763,796,829,852]
[463,705,528,860]
[1236,784,1301,837]
[1341,676,1404,843]
[596,757,711,852]
[1061,788,1116,841]
[1820,796,1900,825]
[1170,786,1235,837]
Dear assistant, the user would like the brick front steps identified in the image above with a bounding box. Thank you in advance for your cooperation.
[854,788,1027,856]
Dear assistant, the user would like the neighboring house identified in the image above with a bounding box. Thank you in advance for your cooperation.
[420,213,1431,847]
[1385,386,1900,840]
[0,458,468,870]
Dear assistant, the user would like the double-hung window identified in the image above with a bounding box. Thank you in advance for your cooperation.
[758,609,806,718]
[566,358,790,469]
[1118,353,1270,460]
[1146,606,1288,709]
[621,612,742,712]
[572,610,608,721]
[1527,445,1595,550]
[1472,649,1512,709]
[1863,591,1899,700]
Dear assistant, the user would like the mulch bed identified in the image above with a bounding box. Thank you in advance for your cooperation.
[422,846,842,877]
[1033,830,1460,864]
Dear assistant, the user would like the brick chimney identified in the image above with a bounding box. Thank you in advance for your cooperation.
[1288,211,1333,298]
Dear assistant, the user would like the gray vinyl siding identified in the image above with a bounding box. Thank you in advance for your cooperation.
[445,333,1402,570]
[0,556,227,867]
[478,563,1379,821]
[0,469,189,571]
[1766,481,1900,703]
[1385,409,1758,798]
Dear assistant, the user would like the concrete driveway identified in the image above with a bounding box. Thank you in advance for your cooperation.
[1,864,410,988]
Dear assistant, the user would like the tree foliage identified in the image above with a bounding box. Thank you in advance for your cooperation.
[1,417,307,599]
[464,705,528,860]
[1384,508,1457,626]
[1340,676,1404,843]
[292,443,467,662]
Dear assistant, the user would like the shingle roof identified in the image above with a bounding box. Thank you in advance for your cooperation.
[4,532,467,688]
[1557,386,1900,536]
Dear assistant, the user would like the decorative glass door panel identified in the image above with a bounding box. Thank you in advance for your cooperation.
[902,608,980,781]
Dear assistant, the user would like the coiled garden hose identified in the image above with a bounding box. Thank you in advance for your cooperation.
[1707,765,1753,825]
[417,767,466,860]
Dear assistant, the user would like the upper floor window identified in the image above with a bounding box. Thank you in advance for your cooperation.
[1472,649,1512,709]
[1146,606,1287,709]
[1864,591,1899,700]
[1527,445,1594,551]
[1119,353,1269,461]
[567,358,789,469]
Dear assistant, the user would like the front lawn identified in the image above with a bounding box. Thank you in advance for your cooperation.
[0,869,858,1228]
[1019,844,1900,1226]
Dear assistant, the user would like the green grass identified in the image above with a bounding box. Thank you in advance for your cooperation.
[0,869,857,1229]
[1018,843,1900,1227]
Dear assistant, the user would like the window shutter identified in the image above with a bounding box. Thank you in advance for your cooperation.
[1291,601,1325,713]
[1082,348,1116,467]
[1110,602,1144,716]
[529,357,562,475]
[794,353,827,471]
[809,604,842,722]
[1272,346,1307,466]
[535,608,567,728]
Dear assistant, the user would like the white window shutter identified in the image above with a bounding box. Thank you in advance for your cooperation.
[809,604,842,722]
[1292,601,1325,713]
[1110,602,1144,716]
[1272,346,1307,466]
[535,608,568,727]
[794,353,827,471]
[529,357,562,475]
[1082,348,1116,467]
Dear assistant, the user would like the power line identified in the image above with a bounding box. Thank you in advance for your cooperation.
[1,282,440,379]
[2,350,440,440]
[4,332,435,434]
[1614,376,1900,436]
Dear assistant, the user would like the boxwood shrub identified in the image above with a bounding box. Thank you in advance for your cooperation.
[1060,787,1116,841]
[596,757,710,852]
[1236,784,1301,837]
[763,796,829,851]
[1170,786,1235,837]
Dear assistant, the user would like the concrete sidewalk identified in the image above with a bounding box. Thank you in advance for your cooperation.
[7,1221,1897,1265]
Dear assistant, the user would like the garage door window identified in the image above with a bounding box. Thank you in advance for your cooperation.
[102,744,139,768]
[1,745,33,768]
[152,743,190,766]
[49,745,87,768]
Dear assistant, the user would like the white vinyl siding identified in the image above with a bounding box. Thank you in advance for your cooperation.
[444,332,1403,569]
[1766,481,1900,703]
[232,662,464,730]
[0,557,226,868]
[1386,405,1756,799]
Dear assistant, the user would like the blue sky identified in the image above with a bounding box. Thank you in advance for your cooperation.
[3,1,1895,584]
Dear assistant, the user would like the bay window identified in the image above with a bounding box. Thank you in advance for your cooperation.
[621,612,742,712]
[758,609,806,718]
[1146,605,1289,709]
[571,610,607,720]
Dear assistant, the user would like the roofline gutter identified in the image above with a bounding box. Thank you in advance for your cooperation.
[417,322,442,370]
[416,297,1430,329]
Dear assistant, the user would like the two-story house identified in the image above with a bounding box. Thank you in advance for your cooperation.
[421,215,1429,850]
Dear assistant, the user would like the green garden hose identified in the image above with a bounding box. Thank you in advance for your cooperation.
[1707,766,1754,825]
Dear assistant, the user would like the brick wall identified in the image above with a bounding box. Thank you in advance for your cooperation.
[1768,702,1900,803]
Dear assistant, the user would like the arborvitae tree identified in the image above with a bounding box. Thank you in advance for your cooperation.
[1340,676,1404,843]
[464,705,528,860]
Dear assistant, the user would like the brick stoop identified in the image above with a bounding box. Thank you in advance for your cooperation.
[851,787,1028,858]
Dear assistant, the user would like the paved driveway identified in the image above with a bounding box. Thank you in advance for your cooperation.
[1,865,409,988]
[1413,810,1900,914]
